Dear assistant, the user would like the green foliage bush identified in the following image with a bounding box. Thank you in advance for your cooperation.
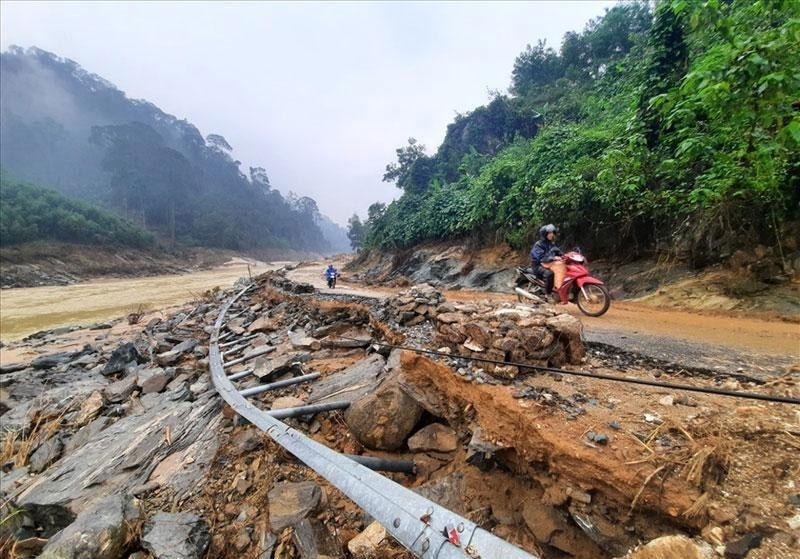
[0,172,154,247]
[358,0,799,264]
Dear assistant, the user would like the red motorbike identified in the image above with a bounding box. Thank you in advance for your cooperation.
[515,250,611,316]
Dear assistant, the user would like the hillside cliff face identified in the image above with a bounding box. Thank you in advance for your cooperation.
[0,46,346,253]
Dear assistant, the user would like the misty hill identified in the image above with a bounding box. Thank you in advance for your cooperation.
[0,46,346,254]
[0,172,154,248]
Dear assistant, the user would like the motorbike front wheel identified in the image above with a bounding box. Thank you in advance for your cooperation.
[576,284,610,317]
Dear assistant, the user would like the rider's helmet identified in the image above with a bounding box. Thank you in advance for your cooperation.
[539,224,558,239]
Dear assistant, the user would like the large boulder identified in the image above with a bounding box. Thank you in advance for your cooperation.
[39,494,141,559]
[142,512,210,559]
[345,382,423,451]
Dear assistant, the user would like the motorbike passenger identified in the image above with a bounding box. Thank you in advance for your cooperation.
[530,224,566,297]
[325,264,338,288]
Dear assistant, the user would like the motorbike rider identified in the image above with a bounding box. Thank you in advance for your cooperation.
[530,224,565,298]
[325,264,338,287]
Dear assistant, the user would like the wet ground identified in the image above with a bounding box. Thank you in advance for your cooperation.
[290,263,799,378]
[0,258,281,342]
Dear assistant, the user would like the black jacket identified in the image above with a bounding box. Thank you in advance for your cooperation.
[531,239,561,267]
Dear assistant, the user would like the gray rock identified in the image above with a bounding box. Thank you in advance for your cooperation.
[155,339,199,366]
[103,343,145,376]
[189,380,210,396]
[39,494,141,559]
[268,481,322,532]
[252,352,311,381]
[232,428,262,453]
[413,472,467,513]
[288,331,321,351]
[292,518,343,558]
[0,362,27,374]
[465,427,505,471]
[142,512,211,559]
[724,532,764,559]
[65,417,111,453]
[18,397,220,510]
[344,381,422,451]
[166,382,191,403]
[0,500,74,544]
[309,354,385,404]
[104,376,138,404]
[29,436,64,473]
[31,352,77,370]
[0,466,29,499]
[138,368,172,395]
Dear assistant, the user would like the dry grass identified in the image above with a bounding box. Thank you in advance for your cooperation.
[682,446,716,487]
[0,409,65,468]
[682,491,710,519]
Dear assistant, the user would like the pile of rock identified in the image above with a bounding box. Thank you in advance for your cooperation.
[434,301,584,376]
[385,283,444,326]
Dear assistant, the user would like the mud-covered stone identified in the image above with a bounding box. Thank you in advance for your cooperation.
[248,316,277,333]
[408,423,458,453]
[625,535,714,559]
[76,391,105,425]
[268,481,322,533]
[345,382,423,451]
[39,494,141,559]
[546,314,585,363]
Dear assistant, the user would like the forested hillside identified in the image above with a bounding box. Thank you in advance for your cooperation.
[0,172,154,248]
[355,0,799,266]
[0,47,344,254]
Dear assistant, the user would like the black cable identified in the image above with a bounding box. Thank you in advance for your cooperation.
[346,337,800,405]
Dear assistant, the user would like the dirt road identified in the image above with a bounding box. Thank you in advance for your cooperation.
[290,262,799,377]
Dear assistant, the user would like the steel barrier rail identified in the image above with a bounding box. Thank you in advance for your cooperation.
[209,283,538,559]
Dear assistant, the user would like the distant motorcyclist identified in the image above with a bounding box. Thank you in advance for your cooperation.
[325,264,338,288]
[530,224,565,297]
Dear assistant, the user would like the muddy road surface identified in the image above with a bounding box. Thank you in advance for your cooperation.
[290,262,799,377]
[0,258,280,342]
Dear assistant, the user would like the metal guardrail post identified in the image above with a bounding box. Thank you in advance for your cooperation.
[239,372,321,398]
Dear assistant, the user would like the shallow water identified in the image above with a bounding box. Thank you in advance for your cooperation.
[0,259,280,341]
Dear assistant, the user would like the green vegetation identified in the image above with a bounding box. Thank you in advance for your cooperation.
[354,0,799,265]
[0,172,154,248]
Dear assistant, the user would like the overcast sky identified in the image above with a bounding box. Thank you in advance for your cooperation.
[1,0,615,224]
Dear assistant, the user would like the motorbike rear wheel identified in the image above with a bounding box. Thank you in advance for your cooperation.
[576,284,610,317]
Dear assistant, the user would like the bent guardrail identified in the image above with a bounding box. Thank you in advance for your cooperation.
[209,283,538,559]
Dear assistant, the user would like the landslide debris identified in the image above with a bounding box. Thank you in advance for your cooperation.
[1,269,797,559]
